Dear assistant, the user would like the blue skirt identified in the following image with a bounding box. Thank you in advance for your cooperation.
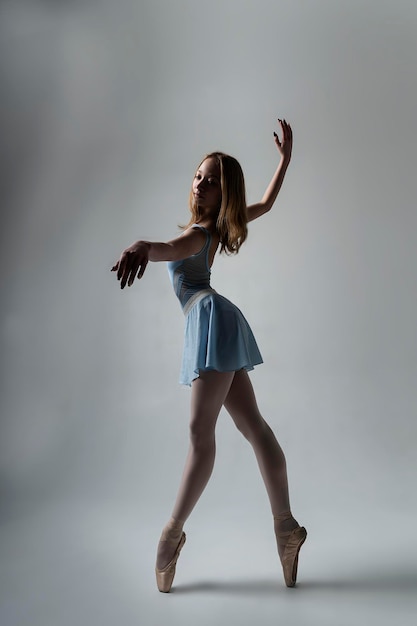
[180,292,263,386]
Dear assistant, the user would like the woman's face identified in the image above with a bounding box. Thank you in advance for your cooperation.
[192,157,222,211]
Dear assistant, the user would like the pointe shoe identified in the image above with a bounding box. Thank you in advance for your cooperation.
[278,526,307,587]
[274,513,307,588]
[155,532,186,593]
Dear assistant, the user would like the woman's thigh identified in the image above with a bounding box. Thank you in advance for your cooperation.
[223,369,265,438]
[189,370,235,438]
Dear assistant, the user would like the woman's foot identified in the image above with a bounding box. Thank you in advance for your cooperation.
[155,518,186,593]
[274,511,307,587]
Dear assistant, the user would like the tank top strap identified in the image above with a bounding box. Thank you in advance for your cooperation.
[191,223,211,238]
[191,224,211,255]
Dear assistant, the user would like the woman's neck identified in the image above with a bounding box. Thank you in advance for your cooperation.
[194,207,219,231]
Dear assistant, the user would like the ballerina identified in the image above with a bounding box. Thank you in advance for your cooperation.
[112,118,306,592]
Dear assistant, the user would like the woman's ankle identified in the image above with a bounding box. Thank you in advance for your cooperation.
[273,511,299,534]
[160,517,184,542]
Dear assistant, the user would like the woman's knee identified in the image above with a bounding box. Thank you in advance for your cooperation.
[189,414,216,450]
[239,417,282,453]
[234,411,268,442]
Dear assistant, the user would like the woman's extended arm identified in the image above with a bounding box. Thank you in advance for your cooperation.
[111,227,206,289]
[246,119,293,223]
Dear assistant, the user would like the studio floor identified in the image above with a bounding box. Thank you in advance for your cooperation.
[1,498,416,626]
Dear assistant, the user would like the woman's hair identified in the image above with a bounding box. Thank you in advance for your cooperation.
[186,152,248,254]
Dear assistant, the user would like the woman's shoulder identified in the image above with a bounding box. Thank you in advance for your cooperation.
[191,221,219,239]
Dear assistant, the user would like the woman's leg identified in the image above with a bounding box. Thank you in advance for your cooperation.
[156,370,235,569]
[223,370,300,546]
[224,370,306,586]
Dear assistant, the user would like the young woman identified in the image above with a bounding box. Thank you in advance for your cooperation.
[112,118,306,592]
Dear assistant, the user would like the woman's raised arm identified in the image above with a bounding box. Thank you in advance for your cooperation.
[246,118,293,223]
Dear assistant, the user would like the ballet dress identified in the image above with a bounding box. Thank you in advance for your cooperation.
[167,224,263,386]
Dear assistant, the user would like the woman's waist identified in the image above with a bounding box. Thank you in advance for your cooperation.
[181,287,217,316]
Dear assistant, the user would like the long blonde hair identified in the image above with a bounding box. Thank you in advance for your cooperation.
[186,152,248,254]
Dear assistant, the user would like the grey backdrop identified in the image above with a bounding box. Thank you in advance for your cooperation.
[1,1,416,625]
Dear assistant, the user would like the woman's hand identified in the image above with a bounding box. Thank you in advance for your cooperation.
[111,240,150,288]
[246,117,293,222]
[273,118,293,163]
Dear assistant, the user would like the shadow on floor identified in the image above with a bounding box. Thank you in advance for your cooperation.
[172,569,417,596]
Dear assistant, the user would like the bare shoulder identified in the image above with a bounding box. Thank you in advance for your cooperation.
[178,225,207,243]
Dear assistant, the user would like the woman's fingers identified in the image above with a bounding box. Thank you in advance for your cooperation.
[274,118,292,151]
[117,252,148,288]
[127,258,142,287]
[280,118,291,139]
[112,242,150,289]
[137,257,148,279]
[114,251,131,288]
[122,257,138,288]
[119,262,131,289]
[116,252,128,281]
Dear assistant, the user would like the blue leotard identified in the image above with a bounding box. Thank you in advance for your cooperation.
[167,224,263,386]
